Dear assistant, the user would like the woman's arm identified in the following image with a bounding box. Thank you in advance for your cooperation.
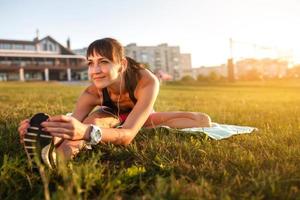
[42,71,159,145]
[100,72,159,144]
[72,84,101,122]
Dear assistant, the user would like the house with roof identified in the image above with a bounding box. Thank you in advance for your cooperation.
[0,35,87,81]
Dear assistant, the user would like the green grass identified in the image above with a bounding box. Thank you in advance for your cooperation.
[0,81,300,200]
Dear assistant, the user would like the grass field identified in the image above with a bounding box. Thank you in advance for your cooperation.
[0,81,300,199]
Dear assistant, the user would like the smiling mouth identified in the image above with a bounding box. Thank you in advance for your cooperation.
[93,76,105,80]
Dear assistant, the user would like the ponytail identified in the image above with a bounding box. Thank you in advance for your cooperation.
[124,57,144,103]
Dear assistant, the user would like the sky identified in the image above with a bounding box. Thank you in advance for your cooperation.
[1,0,300,67]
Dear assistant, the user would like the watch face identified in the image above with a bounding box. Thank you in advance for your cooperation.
[91,126,102,144]
[94,129,101,141]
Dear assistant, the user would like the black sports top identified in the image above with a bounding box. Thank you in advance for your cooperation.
[102,87,137,114]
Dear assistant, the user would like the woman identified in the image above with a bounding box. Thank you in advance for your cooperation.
[18,38,211,163]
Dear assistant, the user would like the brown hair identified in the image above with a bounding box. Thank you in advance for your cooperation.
[86,38,144,98]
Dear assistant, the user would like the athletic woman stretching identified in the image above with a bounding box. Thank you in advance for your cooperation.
[18,38,211,166]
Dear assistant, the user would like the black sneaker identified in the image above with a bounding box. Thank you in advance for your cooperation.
[23,113,57,169]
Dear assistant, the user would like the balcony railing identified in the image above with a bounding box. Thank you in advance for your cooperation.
[0,63,87,69]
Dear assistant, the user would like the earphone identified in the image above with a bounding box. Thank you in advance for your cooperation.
[116,66,123,118]
[115,63,126,117]
[97,64,124,125]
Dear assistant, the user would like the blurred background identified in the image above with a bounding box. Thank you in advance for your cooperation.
[0,0,300,82]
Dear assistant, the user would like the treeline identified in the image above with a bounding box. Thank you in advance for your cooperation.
[179,65,300,83]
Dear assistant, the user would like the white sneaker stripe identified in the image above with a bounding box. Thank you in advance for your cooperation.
[40,134,52,139]
[25,146,36,149]
[29,126,39,130]
[24,138,36,142]
[26,132,37,136]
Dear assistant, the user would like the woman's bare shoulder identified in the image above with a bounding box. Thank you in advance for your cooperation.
[84,84,102,97]
[138,69,159,85]
[135,69,159,96]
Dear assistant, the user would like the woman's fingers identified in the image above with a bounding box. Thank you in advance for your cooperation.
[49,132,72,140]
[43,127,72,134]
[19,120,30,134]
[18,122,30,144]
[49,115,72,122]
[41,121,72,129]
[19,120,29,128]
[18,123,29,136]
[18,118,33,144]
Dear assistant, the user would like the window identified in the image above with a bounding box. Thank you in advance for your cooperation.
[0,43,12,49]
[133,51,137,60]
[125,49,129,55]
[25,45,35,51]
[155,61,161,68]
[43,43,48,51]
[14,44,23,50]
[141,53,148,62]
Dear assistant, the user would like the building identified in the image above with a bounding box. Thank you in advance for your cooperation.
[0,36,87,81]
[125,43,184,80]
[73,48,87,57]
[190,58,289,80]
[180,53,193,77]
[235,58,288,79]
[191,65,227,79]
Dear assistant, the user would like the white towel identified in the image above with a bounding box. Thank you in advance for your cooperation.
[65,112,257,141]
[179,122,258,140]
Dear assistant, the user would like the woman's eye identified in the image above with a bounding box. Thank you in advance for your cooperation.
[100,60,109,64]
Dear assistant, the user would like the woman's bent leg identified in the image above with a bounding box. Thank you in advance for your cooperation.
[55,110,120,160]
[144,112,211,128]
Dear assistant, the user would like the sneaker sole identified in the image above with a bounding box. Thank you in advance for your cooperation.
[23,113,56,169]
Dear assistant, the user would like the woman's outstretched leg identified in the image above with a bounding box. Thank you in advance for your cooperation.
[55,111,211,160]
[144,112,211,128]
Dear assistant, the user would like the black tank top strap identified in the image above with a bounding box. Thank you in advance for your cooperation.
[101,86,137,114]
[102,88,118,111]
[103,87,137,105]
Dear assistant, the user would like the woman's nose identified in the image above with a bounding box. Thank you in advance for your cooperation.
[89,65,102,74]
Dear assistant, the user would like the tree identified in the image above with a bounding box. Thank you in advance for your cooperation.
[208,71,219,81]
[197,74,207,82]
[181,75,195,82]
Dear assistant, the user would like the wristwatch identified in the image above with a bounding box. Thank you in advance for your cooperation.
[87,124,102,145]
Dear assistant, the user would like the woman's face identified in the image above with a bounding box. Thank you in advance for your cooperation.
[87,52,122,88]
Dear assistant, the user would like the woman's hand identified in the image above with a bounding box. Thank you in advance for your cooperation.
[18,119,30,143]
[41,115,90,141]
